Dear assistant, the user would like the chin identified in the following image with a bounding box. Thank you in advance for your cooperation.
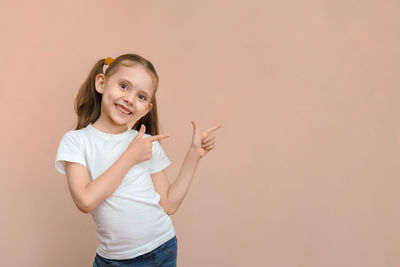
[114,116,137,125]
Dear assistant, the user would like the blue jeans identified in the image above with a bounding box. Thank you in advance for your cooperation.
[93,235,177,267]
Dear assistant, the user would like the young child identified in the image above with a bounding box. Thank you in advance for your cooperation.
[54,54,221,267]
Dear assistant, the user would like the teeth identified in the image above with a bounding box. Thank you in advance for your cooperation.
[116,104,131,114]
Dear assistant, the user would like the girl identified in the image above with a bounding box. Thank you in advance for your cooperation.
[54,54,221,267]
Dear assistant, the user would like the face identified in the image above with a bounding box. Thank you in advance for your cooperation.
[94,64,155,132]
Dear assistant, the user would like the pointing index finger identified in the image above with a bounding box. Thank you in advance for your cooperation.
[148,134,170,142]
[205,124,222,135]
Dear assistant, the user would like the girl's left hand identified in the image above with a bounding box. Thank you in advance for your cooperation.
[191,120,222,158]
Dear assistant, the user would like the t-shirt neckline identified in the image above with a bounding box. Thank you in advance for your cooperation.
[86,123,132,140]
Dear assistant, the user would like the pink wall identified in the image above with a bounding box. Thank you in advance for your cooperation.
[1,0,399,266]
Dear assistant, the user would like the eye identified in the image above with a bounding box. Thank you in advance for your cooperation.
[139,95,147,101]
[120,82,128,90]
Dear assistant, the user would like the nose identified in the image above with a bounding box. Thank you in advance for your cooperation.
[123,93,135,107]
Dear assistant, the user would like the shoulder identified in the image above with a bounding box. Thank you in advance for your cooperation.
[60,129,86,144]
[63,129,83,137]
[61,129,78,139]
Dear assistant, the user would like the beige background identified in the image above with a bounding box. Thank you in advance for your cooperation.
[1,0,399,266]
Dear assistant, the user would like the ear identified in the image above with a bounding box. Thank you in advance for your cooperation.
[139,103,153,121]
[95,73,105,94]
[146,103,153,114]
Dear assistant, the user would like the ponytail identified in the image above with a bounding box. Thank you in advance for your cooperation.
[74,59,104,130]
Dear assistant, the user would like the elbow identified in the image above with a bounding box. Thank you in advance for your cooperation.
[166,206,177,216]
[79,204,92,214]
[160,197,177,215]
[76,203,91,214]
[76,197,93,214]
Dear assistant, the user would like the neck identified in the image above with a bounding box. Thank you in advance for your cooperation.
[92,116,129,134]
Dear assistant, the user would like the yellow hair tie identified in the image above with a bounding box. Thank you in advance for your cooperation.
[104,57,114,65]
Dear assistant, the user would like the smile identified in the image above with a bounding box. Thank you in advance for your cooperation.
[115,104,132,115]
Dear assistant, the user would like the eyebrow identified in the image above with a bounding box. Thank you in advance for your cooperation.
[118,78,152,98]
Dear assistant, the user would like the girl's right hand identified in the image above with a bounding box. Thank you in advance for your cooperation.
[125,124,170,165]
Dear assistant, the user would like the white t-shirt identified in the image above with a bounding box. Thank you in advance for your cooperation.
[54,123,176,260]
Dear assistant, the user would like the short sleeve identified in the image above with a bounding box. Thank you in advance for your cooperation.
[149,140,171,174]
[54,131,87,176]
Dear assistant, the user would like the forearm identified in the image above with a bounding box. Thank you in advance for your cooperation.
[167,147,201,214]
[84,151,134,213]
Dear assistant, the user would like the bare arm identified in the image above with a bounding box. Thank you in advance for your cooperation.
[65,151,134,213]
[152,147,200,215]
[152,121,221,215]
[84,151,134,212]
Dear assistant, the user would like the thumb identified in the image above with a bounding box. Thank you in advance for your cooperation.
[191,120,199,135]
[136,124,146,138]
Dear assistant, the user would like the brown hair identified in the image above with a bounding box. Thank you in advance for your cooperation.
[73,54,161,136]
